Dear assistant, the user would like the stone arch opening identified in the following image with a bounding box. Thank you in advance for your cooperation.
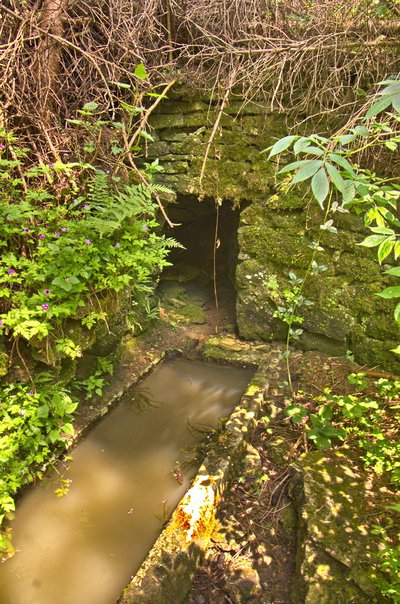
[160,195,241,326]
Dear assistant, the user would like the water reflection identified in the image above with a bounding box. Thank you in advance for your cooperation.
[0,359,252,604]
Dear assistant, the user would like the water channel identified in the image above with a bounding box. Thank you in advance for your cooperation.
[0,358,253,604]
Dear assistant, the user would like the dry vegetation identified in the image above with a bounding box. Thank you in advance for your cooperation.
[1,0,400,160]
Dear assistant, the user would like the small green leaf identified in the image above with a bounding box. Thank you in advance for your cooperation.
[48,429,60,444]
[370,226,396,235]
[311,167,329,208]
[139,131,155,142]
[359,234,387,248]
[290,160,322,184]
[146,92,166,98]
[395,241,400,260]
[328,153,355,175]
[380,83,400,96]
[267,135,297,159]
[134,63,148,80]
[82,101,99,112]
[335,134,356,145]
[342,181,356,204]
[66,119,84,126]
[353,125,370,137]
[377,238,395,264]
[392,95,400,112]
[62,423,74,436]
[365,96,392,118]
[325,162,345,193]
[377,286,400,299]
[36,405,49,418]
[285,405,308,422]
[385,266,400,277]
[278,159,314,174]
[299,146,324,156]
[293,137,311,154]
[394,302,400,323]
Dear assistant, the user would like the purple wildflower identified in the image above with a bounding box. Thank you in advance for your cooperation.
[54,231,60,237]
[0,143,5,149]
[61,227,68,232]
[49,163,55,168]
[20,410,26,416]
[42,303,49,311]
[115,242,121,248]
[7,269,15,275]
[60,182,67,188]
[0,320,4,327]
[38,234,46,239]
[23,227,30,233]
[85,239,91,245]
[44,289,51,295]
[142,224,148,231]
[83,204,90,210]
[28,391,34,396]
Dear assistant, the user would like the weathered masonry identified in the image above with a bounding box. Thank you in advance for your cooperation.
[144,91,400,372]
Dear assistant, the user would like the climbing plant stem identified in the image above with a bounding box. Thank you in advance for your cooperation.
[285,193,333,393]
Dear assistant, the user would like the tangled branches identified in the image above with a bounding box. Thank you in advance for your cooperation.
[0,0,399,159]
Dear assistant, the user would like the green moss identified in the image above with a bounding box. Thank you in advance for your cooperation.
[264,434,291,465]
[351,326,400,373]
[264,190,307,210]
[155,100,210,114]
[144,95,399,373]
[146,103,287,204]
[64,321,97,350]
[55,358,78,386]
[158,282,186,302]
[290,450,385,604]
[0,340,9,378]
[301,306,354,342]
[201,336,267,366]
[151,112,210,129]
[334,252,382,282]
[224,100,268,116]
[238,225,313,268]
[168,302,206,325]
[363,314,400,340]
[299,331,348,356]
[304,274,348,302]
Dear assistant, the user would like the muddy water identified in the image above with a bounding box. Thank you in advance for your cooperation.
[0,358,252,604]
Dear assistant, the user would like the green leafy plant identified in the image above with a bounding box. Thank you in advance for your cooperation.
[265,78,400,344]
[0,133,179,362]
[73,358,114,400]
[0,87,182,558]
[284,375,400,599]
[0,381,78,557]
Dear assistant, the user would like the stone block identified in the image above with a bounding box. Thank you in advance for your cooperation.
[290,450,385,604]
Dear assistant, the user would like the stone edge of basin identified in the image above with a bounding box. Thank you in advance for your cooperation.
[117,362,265,604]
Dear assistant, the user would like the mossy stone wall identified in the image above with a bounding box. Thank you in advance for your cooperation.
[146,93,400,372]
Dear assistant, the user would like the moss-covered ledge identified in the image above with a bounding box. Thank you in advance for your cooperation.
[118,339,267,604]
[289,450,390,604]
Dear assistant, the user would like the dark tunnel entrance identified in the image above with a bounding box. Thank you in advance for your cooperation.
[160,195,241,327]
